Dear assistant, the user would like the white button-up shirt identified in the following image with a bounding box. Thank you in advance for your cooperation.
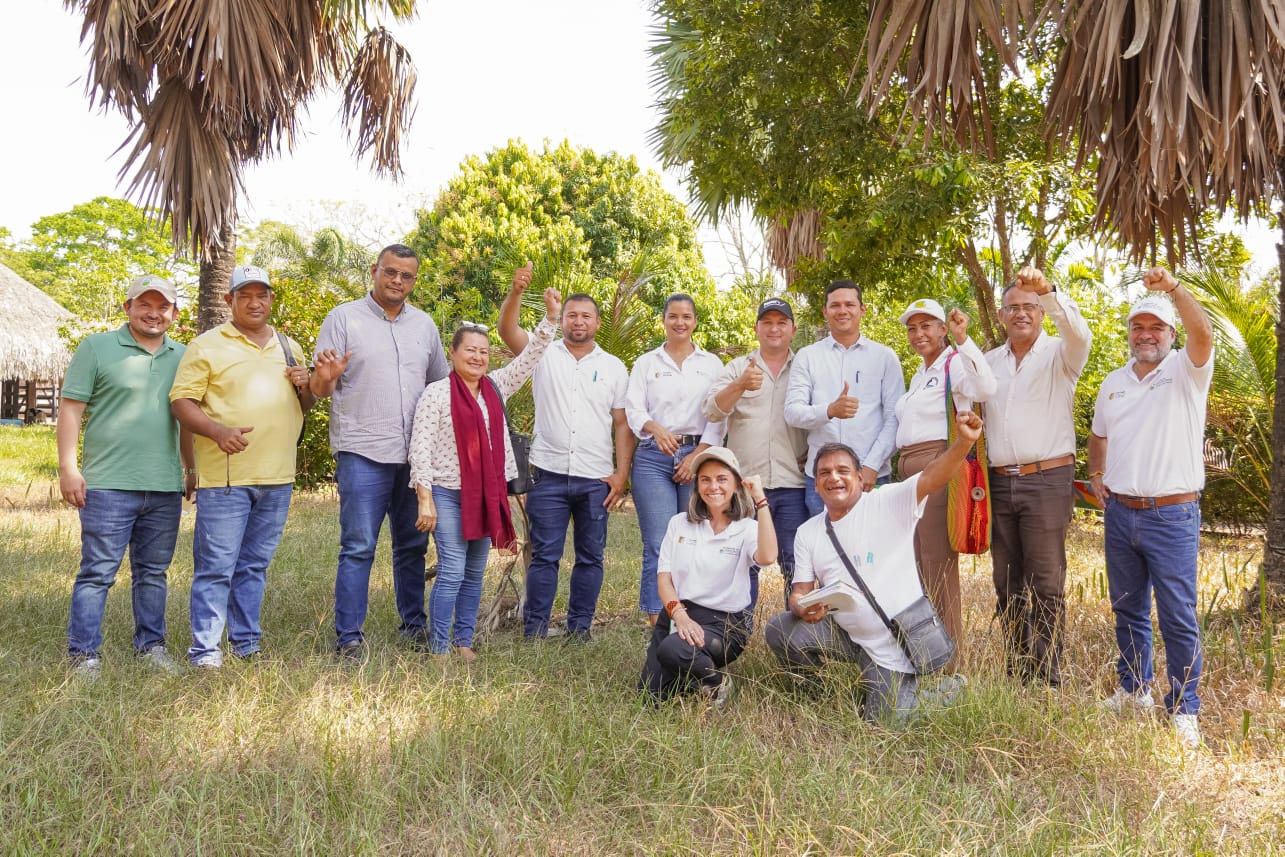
[982,291,1091,467]
[895,338,996,448]
[784,335,905,477]
[626,345,724,445]
[1091,348,1214,496]
[530,341,629,479]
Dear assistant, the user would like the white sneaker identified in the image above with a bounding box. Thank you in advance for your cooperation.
[71,656,102,681]
[191,653,223,670]
[1172,714,1202,748]
[1101,686,1155,713]
[138,646,182,675]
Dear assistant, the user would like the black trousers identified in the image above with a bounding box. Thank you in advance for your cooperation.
[640,602,751,702]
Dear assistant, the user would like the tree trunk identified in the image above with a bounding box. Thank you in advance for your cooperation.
[197,223,236,332]
[1258,183,1285,607]
[957,240,1001,348]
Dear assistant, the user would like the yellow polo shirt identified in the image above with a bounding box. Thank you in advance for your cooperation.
[170,323,305,486]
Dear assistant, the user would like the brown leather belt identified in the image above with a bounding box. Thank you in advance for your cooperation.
[990,453,1076,477]
[1113,492,1199,510]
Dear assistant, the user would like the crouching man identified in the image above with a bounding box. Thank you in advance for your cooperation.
[765,412,983,723]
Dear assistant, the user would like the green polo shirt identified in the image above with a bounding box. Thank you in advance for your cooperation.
[62,325,185,492]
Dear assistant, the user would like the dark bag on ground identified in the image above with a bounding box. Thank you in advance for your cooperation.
[824,518,955,674]
[487,377,533,495]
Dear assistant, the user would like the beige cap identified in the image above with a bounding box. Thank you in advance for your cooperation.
[125,275,178,304]
[688,446,744,481]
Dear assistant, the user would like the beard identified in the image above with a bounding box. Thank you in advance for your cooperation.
[563,328,595,344]
[1130,341,1173,364]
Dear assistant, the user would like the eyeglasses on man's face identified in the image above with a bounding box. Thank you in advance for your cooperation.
[379,268,418,283]
[1001,303,1042,316]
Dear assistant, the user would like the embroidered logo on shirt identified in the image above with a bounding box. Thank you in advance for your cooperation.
[719,546,740,557]
[925,377,940,388]
[1108,390,1126,401]
[1149,377,1174,391]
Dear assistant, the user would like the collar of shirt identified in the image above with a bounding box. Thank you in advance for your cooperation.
[999,328,1050,362]
[553,339,605,361]
[823,334,866,353]
[652,343,714,371]
[1122,348,1180,383]
[362,291,414,322]
[113,325,176,353]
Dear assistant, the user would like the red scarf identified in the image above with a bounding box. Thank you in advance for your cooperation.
[448,372,515,550]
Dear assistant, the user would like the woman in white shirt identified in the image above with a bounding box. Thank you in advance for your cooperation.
[626,294,724,624]
[640,447,775,708]
[408,290,559,661]
[893,298,995,667]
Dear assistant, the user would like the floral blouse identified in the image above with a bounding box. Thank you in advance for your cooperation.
[408,317,556,490]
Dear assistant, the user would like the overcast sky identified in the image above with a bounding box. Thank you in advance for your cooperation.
[1,1,1276,282]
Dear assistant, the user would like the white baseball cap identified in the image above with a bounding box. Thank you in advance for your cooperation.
[229,265,272,293]
[125,274,178,304]
[898,298,946,325]
[1127,296,1176,327]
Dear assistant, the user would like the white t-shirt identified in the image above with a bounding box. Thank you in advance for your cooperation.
[793,476,927,672]
[658,514,758,613]
[1091,347,1214,496]
[531,341,629,478]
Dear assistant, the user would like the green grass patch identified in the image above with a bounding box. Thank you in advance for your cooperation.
[1,436,1282,853]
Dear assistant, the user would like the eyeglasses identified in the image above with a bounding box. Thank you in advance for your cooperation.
[1001,303,1041,315]
[379,268,417,283]
[458,321,489,333]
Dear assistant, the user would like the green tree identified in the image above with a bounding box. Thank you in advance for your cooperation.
[407,140,753,353]
[14,197,191,321]
[649,0,1098,343]
[64,0,420,331]
[246,221,372,300]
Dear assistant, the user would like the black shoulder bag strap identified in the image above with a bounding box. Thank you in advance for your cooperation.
[823,516,899,638]
[275,329,306,445]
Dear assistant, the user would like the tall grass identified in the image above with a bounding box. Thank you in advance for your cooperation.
[0,428,1281,854]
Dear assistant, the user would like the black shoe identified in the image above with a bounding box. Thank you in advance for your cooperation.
[563,629,594,644]
[335,640,364,661]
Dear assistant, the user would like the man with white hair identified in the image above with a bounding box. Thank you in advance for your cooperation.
[1088,267,1214,747]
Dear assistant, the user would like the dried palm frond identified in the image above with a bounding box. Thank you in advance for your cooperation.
[1046,0,1285,260]
[341,26,418,177]
[859,1,1038,150]
[65,0,421,260]
[766,209,825,284]
[116,80,240,259]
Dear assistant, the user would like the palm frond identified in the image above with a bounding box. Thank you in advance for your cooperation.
[766,210,825,284]
[340,27,417,177]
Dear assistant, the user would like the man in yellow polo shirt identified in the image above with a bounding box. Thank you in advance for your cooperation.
[170,266,314,668]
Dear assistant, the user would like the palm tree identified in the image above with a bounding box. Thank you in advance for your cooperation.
[860,0,1285,602]
[64,0,419,330]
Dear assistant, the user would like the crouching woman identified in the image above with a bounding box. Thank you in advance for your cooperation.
[640,447,776,709]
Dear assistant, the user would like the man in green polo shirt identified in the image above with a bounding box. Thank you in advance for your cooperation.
[58,274,195,678]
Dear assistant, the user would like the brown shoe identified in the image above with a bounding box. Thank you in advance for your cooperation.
[453,646,478,664]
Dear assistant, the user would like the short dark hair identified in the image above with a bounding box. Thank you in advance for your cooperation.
[686,463,752,524]
[563,293,600,315]
[825,280,864,304]
[663,292,697,317]
[814,442,861,473]
[376,243,418,266]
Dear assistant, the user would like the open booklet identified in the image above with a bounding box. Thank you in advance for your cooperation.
[796,579,865,614]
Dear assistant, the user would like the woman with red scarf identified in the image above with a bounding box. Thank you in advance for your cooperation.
[409,288,560,660]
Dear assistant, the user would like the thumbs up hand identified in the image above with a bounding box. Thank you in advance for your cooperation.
[739,356,764,392]
[827,381,860,420]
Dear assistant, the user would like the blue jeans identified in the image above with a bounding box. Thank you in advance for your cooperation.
[764,487,811,609]
[189,484,292,663]
[523,467,610,636]
[68,489,181,657]
[427,487,491,654]
[335,453,429,647]
[1104,496,1203,715]
[631,439,695,615]
[805,473,890,516]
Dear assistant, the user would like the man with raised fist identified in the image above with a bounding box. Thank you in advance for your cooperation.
[704,298,810,606]
[983,265,1091,689]
[785,281,905,516]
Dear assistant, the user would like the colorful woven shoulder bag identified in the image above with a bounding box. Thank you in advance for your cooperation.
[943,349,991,554]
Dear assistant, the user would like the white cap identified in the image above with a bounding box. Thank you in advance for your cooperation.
[1127,296,1176,327]
[125,275,178,304]
[898,298,946,325]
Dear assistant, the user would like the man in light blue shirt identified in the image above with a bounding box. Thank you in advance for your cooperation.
[785,280,905,516]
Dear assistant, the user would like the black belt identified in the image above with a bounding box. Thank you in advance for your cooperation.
[676,434,701,446]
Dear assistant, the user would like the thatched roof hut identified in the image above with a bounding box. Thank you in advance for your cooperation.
[0,261,72,379]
